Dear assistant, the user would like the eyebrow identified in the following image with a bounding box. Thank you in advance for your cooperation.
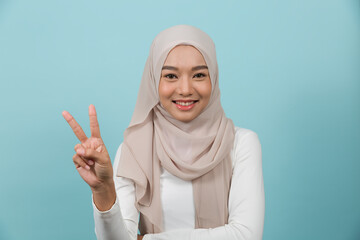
[162,65,208,71]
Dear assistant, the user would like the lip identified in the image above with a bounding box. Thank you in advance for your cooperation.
[173,99,197,102]
[172,100,198,111]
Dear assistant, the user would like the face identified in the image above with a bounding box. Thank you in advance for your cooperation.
[158,45,212,123]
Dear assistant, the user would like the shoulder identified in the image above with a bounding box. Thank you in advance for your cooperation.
[231,126,262,168]
[233,127,261,147]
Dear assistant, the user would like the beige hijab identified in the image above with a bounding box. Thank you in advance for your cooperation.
[117,25,235,234]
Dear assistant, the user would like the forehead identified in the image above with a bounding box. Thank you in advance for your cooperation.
[163,45,207,68]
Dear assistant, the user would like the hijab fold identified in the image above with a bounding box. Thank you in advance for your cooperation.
[117,25,235,234]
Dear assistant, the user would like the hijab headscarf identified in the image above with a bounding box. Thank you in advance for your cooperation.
[117,24,235,234]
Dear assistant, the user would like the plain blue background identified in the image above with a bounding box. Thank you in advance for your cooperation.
[1,0,359,239]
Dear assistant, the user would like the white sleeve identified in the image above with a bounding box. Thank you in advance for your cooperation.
[143,130,265,240]
[93,143,139,240]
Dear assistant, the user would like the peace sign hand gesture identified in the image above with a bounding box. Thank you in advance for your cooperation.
[62,104,114,192]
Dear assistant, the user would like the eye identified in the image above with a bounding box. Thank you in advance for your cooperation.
[193,73,206,78]
[164,74,177,79]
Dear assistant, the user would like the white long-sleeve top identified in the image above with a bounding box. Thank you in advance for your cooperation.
[92,127,265,240]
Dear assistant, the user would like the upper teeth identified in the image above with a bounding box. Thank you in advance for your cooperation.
[176,101,194,106]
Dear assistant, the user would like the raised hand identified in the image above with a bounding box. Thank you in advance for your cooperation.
[62,104,114,192]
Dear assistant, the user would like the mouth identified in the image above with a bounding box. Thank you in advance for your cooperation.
[172,100,199,111]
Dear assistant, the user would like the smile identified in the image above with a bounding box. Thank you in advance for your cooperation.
[172,100,199,111]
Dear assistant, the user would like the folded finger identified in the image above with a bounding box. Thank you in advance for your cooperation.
[74,144,82,152]
[72,153,91,170]
[76,147,105,163]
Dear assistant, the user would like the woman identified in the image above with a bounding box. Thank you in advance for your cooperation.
[63,25,265,240]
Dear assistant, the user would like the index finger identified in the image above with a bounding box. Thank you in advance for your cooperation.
[89,104,101,138]
[62,110,88,143]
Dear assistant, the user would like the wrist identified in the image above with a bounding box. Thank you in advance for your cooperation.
[92,180,116,211]
[91,179,115,193]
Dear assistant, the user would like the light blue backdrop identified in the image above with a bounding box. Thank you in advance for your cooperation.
[0,0,359,239]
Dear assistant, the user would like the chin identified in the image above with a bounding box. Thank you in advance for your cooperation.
[173,113,197,123]
[178,118,193,123]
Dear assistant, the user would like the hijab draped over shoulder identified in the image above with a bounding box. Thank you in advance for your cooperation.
[117,24,235,234]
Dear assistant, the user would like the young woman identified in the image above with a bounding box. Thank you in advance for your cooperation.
[63,25,265,240]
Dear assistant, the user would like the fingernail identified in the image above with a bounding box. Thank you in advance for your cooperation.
[62,111,71,121]
[77,148,85,155]
[85,165,90,170]
[88,160,94,165]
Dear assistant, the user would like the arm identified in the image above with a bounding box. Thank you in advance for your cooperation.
[144,129,265,240]
[62,105,139,240]
[93,143,139,240]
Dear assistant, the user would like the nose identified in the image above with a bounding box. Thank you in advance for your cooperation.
[177,77,192,96]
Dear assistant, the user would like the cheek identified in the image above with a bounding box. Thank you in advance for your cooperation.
[198,80,212,101]
[158,80,174,102]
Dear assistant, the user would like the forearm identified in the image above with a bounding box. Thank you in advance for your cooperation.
[144,130,265,240]
[93,195,136,240]
[92,144,139,240]
[143,223,260,240]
